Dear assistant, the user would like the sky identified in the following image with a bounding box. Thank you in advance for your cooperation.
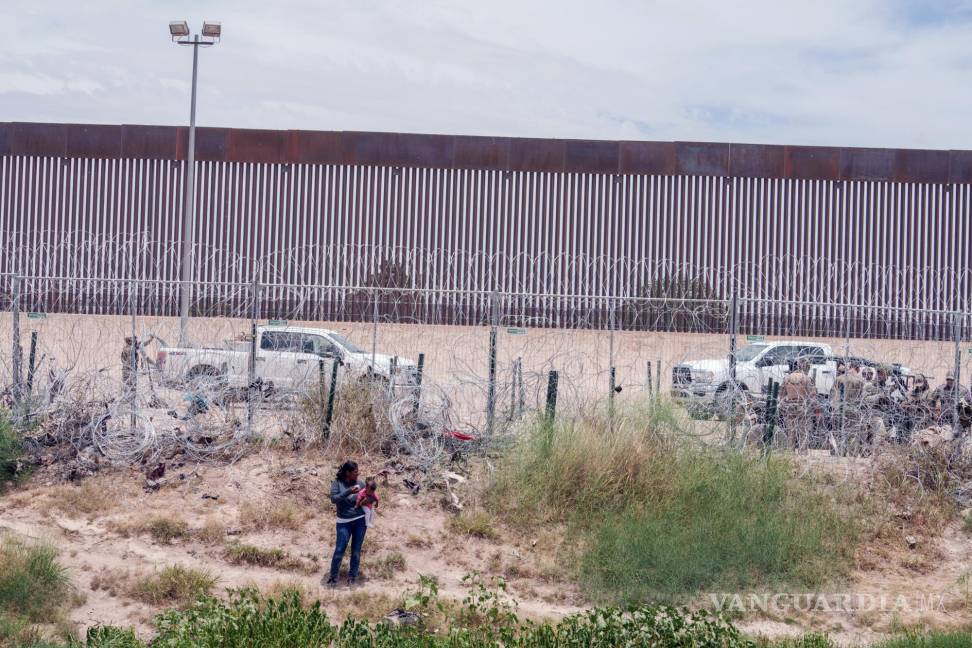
[2,0,972,149]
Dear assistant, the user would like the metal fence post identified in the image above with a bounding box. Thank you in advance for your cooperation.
[11,275,22,403]
[485,291,499,440]
[545,370,559,421]
[25,332,38,397]
[413,352,425,417]
[953,311,964,435]
[129,280,138,433]
[728,290,739,441]
[370,289,379,381]
[247,277,259,436]
[608,299,616,431]
[324,359,339,438]
[646,361,653,399]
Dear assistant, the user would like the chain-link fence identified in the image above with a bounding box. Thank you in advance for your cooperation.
[1,271,969,477]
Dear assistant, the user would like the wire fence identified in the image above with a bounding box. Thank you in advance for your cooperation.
[0,270,970,480]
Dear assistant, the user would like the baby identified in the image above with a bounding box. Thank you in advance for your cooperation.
[355,477,379,527]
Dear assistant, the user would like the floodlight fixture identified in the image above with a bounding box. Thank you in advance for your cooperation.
[169,21,190,39]
[202,21,222,39]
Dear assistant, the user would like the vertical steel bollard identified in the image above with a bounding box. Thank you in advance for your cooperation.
[389,356,398,398]
[763,379,780,453]
[509,357,518,422]
[324,359,339,438]
[545,370,559,421]
[369,290,379,382]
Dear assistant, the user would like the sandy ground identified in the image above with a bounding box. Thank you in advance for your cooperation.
[0,446,970,644]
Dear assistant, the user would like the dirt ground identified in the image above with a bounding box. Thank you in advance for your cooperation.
[1,446,970,645]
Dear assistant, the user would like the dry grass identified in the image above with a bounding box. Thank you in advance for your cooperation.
[362,552,407,580]
[88,567,131,598]
[108,515,190,544]
[44,477,120,518]
[222,542,314,573]
[404,533,433,549]
[447,510,499,540]
[129,565,216,607]
[197,517,227,544]
[238,501,306,532]
[296,382,396,455]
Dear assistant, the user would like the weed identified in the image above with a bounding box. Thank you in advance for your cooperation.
[448,511,499,540]
[238,501,304,532]
[222,543,310,572]
[129,565,216,607]
[0,409,26,489]
[196,518,226,544]
[142,516,190,545]
[490,404,859,603]
[0,534,69,622]
[363,552,407,580]
[45,478,117,518]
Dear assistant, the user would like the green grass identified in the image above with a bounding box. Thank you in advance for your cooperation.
[141,517,190,545]
[129,565,216,607]
[0,409,25,489]
[873,630,972,648]
[221,543,309,572]
[489,401,859,603]
[0,534,70,622]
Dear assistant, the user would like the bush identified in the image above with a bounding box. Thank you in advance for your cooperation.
[0,535,69,622]
[489,403,859,602]
[141,517,190,545]
[129,565,216,607]
[222,543,309,572]
[0,409,25,488]
[447,511,498,540]
[874,630,972,648]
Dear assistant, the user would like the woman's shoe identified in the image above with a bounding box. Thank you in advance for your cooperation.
[322,576,338,588]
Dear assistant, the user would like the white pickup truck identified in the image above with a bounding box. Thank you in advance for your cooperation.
[672,340,838,413]
[156,326,418,393]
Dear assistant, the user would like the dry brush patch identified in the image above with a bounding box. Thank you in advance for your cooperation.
[129,565,217,607]
[222,542,317,574]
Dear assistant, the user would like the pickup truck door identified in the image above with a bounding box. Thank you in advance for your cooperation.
[757,346,799,390]
[258,331,314,391]
[801,346,835,394]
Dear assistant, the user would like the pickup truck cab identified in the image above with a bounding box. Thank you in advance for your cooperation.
[672,341,837,413]
[157,326,417,394]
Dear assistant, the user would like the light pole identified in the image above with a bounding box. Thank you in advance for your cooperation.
[169,20,221,346]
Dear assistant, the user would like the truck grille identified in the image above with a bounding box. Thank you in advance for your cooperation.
[672,365,692,385]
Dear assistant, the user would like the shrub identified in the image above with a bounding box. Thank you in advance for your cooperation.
[45,478,116,518]
[196,518,226,545]
[363,552,407,580]
[0,535,69,622]
[222,543,309,572]
[141,516,190,545]
[0,409,24,488]
[447,511,499,540]
[129,565,216,607]
[489,403,859,603]
[873,630,972,648]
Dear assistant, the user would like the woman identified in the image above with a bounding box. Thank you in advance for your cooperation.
[325,460,367,586]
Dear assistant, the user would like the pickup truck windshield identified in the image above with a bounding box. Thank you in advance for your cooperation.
[735,344,768,362]
[329,333,365,354]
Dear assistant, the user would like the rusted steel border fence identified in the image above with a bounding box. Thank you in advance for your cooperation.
[1,122,971,340]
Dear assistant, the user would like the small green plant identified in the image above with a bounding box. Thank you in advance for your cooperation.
[142,516,190,545]
[0,408,25,489]
[222,543,309,572]
[364,552,407,580]
[0,534,69,622]
[874,629,972,648]
[130,565,216,607]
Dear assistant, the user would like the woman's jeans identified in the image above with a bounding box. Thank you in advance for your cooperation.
[329,517,367,580]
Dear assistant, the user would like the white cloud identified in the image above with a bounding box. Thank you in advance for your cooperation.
[0,0,970,149]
